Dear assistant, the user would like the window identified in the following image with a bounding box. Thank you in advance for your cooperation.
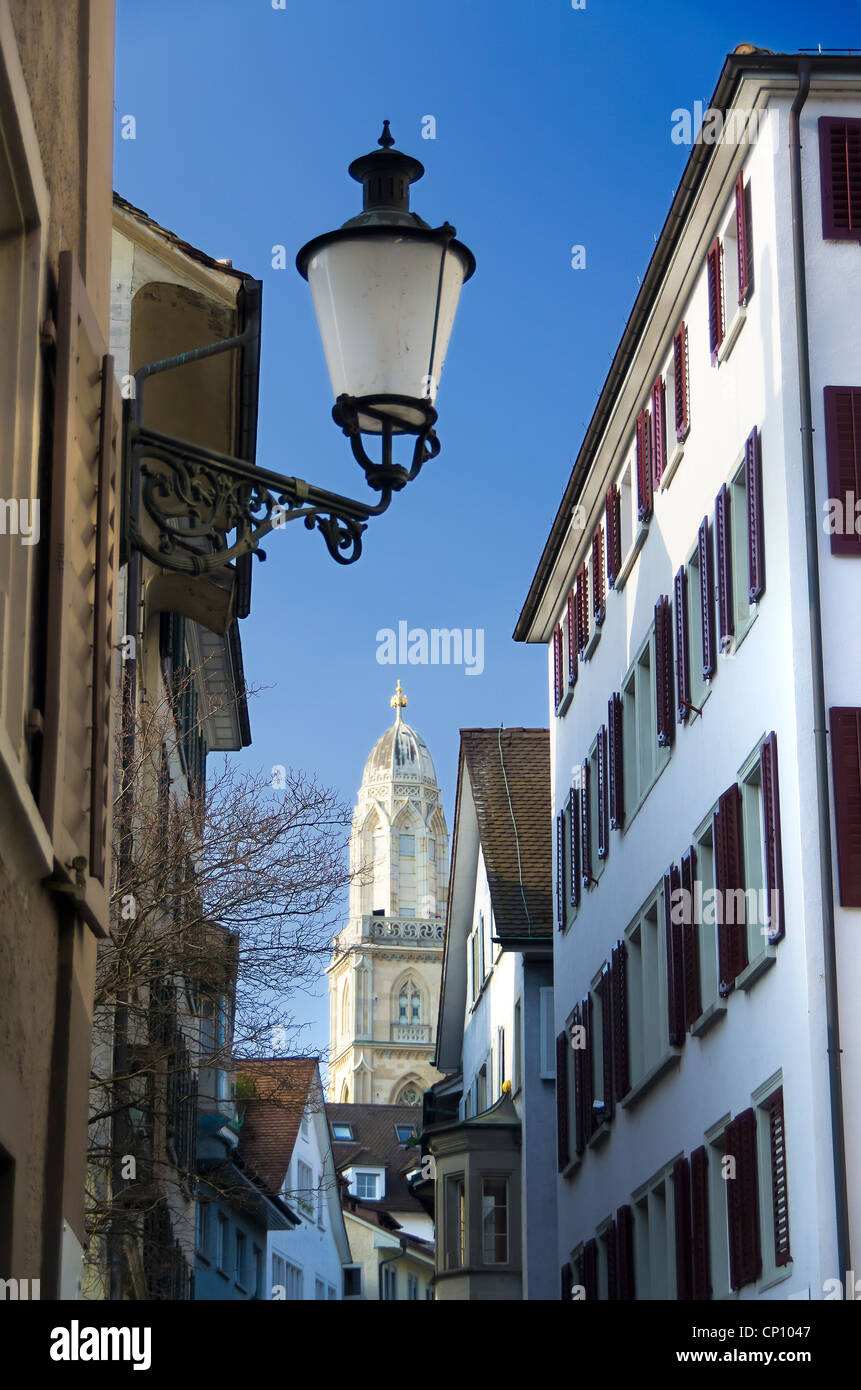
[444,1176,466,1270]
[383,1264,398,1300]
[271,1253,285,1298]
[633,1171,674,1299]
[819,116,861,240]
[621,626,668,816]
[253,1246,263,1298]
[343,1264,363,1298]
[706,238,724,362]
[328,1284,337,1299]
[317,1180,326,1229]
[315,1277,326,1300]
[692,816,719,1013]
[824,387,861,556]
[271,1254,303,1300]
[429,838,436,862]
[672,322,690,444]
[216,1212,228,1272]
[297,1160,314,1216]
[400,833,415,856]
[395,1123,417,1143]
[481,1177,509,1264]
[235,1229,247,1288]
[332,1122,354,1141]
[407,1272,419,1300]
[425,1285,435,1300]
[625,886,668,1087]
[355,1170,379,1200]
[682,545,709,716]
[830,707,861,905]
[300,1109,310,1140]
[196,1200,210,1257]
[475,1061,488,1115]
[513,998,523,1092]
[285,1261,303,1300]
[757,1085,791,1279]
[496,1026,505,1095]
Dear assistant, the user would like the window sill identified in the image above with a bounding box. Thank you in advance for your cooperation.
[619,746,671,836]
[719,605,758,661]
[690,1000,726,1037]
[558,683,575,717]
[560,1155,581,1181]
[736,947,776,993]
[583,625,601,662]
[621,1049,681,1110]
[717,306,746,364]
[660,441,684,492]
[587,1119,611,1149]
[614,521,649,592]
[758,1262,793,1295]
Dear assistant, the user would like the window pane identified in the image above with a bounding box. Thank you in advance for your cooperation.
[481,1177,509,1264]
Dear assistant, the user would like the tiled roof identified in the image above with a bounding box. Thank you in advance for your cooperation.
[326,1102,424,1214]
[113,191,254,281]
[235,1058,318,1193]
[459,728,552,941]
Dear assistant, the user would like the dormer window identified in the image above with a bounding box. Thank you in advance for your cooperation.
[395,1124,417,1143]
[332,1122,354,1141]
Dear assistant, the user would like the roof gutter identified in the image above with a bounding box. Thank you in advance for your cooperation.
[787,58,852,1283]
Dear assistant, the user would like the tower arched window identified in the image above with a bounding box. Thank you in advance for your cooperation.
[397,979,421,1025]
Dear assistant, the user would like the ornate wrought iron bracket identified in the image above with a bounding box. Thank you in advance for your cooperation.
[122,419,402,572]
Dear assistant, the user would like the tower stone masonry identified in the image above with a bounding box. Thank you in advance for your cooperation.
[327,684,448,1104]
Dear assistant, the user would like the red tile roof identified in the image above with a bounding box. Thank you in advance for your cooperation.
[326,1102,424,1214]
[235,1058,318,1193]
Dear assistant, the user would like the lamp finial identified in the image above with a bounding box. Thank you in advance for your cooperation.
[378,120,395,149]
[390,679,407,720]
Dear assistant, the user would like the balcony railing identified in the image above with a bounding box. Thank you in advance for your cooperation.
[390,1024,431,1043]
[359,917,445,943]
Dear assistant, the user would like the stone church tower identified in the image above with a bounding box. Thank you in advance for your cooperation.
[327,684,448,1105]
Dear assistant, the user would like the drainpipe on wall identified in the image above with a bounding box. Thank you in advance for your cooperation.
[788,58,852,1283]
[378,1237,407,1300]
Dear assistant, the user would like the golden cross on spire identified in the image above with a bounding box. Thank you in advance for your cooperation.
[390,679,407,715]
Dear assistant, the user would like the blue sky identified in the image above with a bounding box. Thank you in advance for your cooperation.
[115,0,856,1054]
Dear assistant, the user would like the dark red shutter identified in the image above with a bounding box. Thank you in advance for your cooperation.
[582,994,594,1141]
[556,810,565,929]
[556,1030,570,1170]
[582,1239,598,1301]
[673,323,690,441]
[765,1088,791,1267]
[606,484,622,587]
[664,864,685,1046]
[715,484,734,645]
[611,940,630,1100]
[823,386,861,556]
[654,594,675,748]
[673,1156,693,1300]
[572,1003,585,1156]
[592,527,606,626]
[576,562,590,651]
[829,707,861,906]
[553,624,563,711]
[580,758,592,885]
[651,377,667,486]
[726,1108,762,1290]
[616,1205,635,1300]
[690,1146,712,1299]
[698,517,716,680]
[608,692,624,830]
[569,785,581,910]
[680,846,702,1027]
[636,408,653,521]
[674,566,691,724]
[707,238,724,362]
[601,961,614,1123]
[561,1262,573,1301]
[566,589,579,687]
[819,116,861,239]
[736,170,752,305]
[745,426,765,601]
[597,725,609,859]
[606,1218,618,1300]
[759,733,785,942]
[714,783,747,994]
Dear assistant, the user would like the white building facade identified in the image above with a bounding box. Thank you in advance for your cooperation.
[515,49,861,1301]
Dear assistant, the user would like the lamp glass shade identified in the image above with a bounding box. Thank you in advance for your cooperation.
[305,231,468,432]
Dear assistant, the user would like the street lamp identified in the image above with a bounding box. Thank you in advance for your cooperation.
[122,123,474,571]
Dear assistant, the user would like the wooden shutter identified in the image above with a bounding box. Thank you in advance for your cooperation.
[698,517,716,679]
[572,1003,585,1156]
[680,846,701,1027]
[819,116,861,239]
[663,864,685,1046]
[566,590,579,687]
[690,1146,712,1299]
[829,707,861,906]
[673,323,690,441]
[759,733,785,941]
[616,1205,635,1300]
[823,386,861,556]
[556,1030,570,1170]
[674,567,691,724]
[601,962,614,1123]
[596,725,609,860]
[608,693,625,830]
[39,251,120,937]
[745,426,765,601]
[582,1239,598,1301]
[611,940,630,1099]
[581,993,594,1142]
[569,785,581,910]
[556,810,565,928]
[580,758,592,885]
[735,170,752,305]
[592,527,606,626]
[561,1262,574,1301]
[553,625,563,712]
[606,1217,618,1300]
[707,238,724,362]
[576,562,590,652]
[764,1088,791,1267]
[726,1108,762,1290]
[714,783,747,994]
[715,484,734,645]
[651,377,667,487]
[673,1156,693,1299]
[606,483,622,587]
[654,594,675,748]
[636,408,653,521]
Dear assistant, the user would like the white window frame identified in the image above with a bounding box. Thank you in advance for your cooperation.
[623,881,671,1093]
[632,1162,677,1300]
